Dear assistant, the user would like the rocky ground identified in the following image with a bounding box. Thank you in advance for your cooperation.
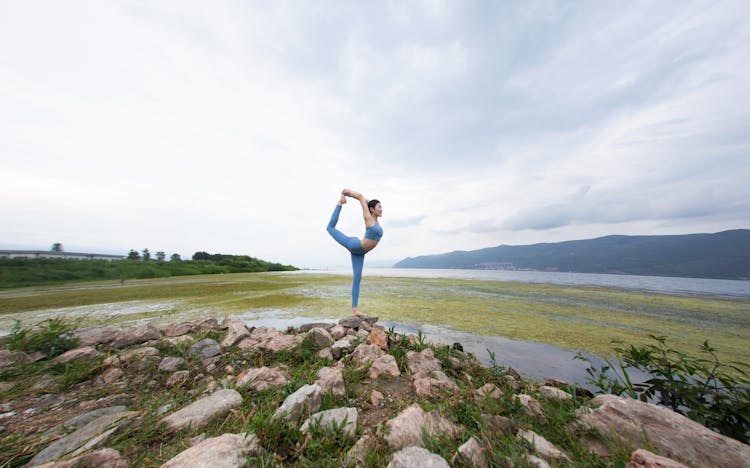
[1,316,748,467]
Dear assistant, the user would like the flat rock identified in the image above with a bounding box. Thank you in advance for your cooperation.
[236,327,303,353]
[34,448,128,468]
[330,336,355,359]
[627,449,690,468]
[161,433,261,468]
[300,407,358,439]
[158,357,186,372]
[452,437,489,468]
[161,389,242,432]
[72,325,122,347]
[302,327,334,348]
[101,367,124,384]
[576,394,750,468]
[315,367,345,396]
[161,321,198,337]
[111,323,161,348]
[220,316,250,348]
[365,327,388,350]
[189,339,222,359]
[163,335,195,346]
[272,384,322,423]
[28,411,139,466]
[538,385,572,401]
[0,349,31,370]
[384,404,462,449]
[62,406,129,431]
[52,347,100,364]
[104,347,160,367]
[370,355,401,379]
[517,429,571,463]
[298,322,334,333]
[350,343,384,365]
[406,349,442,374]
[235,366,288,392]
[387,446,450,468]
[195,316,219,330]
[338,317,364,329]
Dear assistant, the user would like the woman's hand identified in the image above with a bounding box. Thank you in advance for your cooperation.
[342,189,362,199]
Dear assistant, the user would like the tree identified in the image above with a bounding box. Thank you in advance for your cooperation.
[156,251,166,262]
[170,253,182,262]
[193,251,211,261]
[50,243,64,252]
[127,249,140,260]
[142,248,151,261]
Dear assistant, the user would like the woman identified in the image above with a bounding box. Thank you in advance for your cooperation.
[326,189,383,316]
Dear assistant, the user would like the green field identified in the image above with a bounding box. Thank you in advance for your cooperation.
[1,272,748,365]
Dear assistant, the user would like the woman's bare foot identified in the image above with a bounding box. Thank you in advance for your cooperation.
[351,307,365,317]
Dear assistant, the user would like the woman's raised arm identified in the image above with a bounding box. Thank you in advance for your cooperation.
[343,189,375,226]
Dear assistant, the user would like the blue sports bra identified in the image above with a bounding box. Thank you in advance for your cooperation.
[364,223,383,242]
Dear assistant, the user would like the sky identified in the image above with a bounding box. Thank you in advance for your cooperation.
[1,0,749,269]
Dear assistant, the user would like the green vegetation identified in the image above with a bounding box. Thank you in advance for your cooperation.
[577,335,750,443]
[0,256,298,289]
[6,317,80,358]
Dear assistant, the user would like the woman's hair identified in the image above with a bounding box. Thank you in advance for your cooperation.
[368,199,380,214]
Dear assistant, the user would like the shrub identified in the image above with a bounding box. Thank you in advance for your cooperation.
[6,317,80,358]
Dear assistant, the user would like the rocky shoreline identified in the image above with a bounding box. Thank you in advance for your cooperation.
[1,316,748,467]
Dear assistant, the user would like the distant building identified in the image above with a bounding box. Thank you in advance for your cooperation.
[0,250,125,261]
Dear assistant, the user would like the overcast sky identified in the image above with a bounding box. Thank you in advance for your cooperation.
[1,1,749,269]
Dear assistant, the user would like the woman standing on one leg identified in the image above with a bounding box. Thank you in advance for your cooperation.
[326,189,383,316]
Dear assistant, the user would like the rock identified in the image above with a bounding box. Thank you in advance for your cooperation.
[384,404,462,449]
[411,370,457,397]
[161,389,243,432]
[235,366,289,392]
[0,382,15,392]
[370,355,401,379]
[166,370,190,387]
[505,367,521,380]
[356,329,369,339]
[272,384,322,423]
[298,322,334,333]
[102,367,124,384]
[28,411,139,466]
[300,407,358,439]
[162,321,198,337]
[475,383,503,400]
[195,316,219,330]
[371,390,384,406]
[517,429,571,463]
[526,455,552,468]
[514,394,543,416]
[317,347,333,361]
[339,317,364,329]
[365,327,388,350]
[538,385,572,401]
[236,327,303,353]
[452,342,464,352]
[62,406,128,431]
[52,347,100,364]
[162,433,261,467]
[34,448,128,468]
[220,316,251,348]
[111,322,161,348]
[350,343,384,365]
[347,435,377,467]
[359,320,372,332]
[576,394,750,468]
[544,377,569,388]
[158,357,186,372]
[331,337,355,359]
[627,449,690,468]
[480,414,515,434]
[452,437,488,468]
[104,347,160,367]
[387,446,450,468]
[302,327,335,348]
[72,325,122,347]
[315,367,345,396]
[503,375,519,391]
[30,376,58,393]
[406,349,442,374]
[0,349,30,370]
[163,335,195,346]
[329,325,347,340]
[189,339,222,360]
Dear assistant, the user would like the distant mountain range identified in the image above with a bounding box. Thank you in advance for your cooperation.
[393,229,750,280]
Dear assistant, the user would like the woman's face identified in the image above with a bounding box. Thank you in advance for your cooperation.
[371,203,383,217]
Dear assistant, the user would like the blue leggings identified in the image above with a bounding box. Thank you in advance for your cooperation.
[327,204,365,307]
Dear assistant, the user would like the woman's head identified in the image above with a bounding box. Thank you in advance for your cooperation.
[368,199,382,217]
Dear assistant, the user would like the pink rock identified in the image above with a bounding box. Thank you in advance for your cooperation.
[365,327,388,350]
[162,433,260,467]
[161,321,197,337]
[406,349,442,374]
[371,390,384,406]
[235,366,289,392]
[370,355,401,379]
[384,403,462,449]
[34,448,128,468]
[53,347,100,364]
[627,449,689,468]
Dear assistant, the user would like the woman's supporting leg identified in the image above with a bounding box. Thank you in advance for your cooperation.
[350,252,365,307]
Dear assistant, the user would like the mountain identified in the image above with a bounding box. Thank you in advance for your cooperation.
[393,229,750,280]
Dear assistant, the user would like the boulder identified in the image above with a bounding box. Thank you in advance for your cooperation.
[317,347,333,361]
[111,323,161,348]
[411,370,458,397]
[538,385,572,401]
[72,325,122,347]
[161,389,243,432]
[163,335,195,347]
[370,355,401,379]
[220,316,250,348]
[517,429,571,463]
[272,384,322,423]
[28,411,139,466]
[195,316,219,330]
[52,347,100,364]
[161,321,198,337]
[406,349,442,374]
[161,433,261,468]
[526,455,552,468]
[627,449,689,468]
[103,347,160,367]
[300,407,358,439]
[166,370,190,388]
[474,383,503,400]
[359,320,372,332]
[576,394,750,468]
[387,446,450,468]
[384,404,462,449]
[329,325,347,340]
[514,394,543,416]
[34,448,128,468]
[330,336,355,359]
[298,322,334,333]
[315,367,345,396]
[236,327,303,353]
[189,339,222,360]
[302,327,335,349]
[235,366,289,392]
[350,344,384,366]
[365,327,388,350]
[339,317,364,329]
[452,437,489,468]
[158,357,186,372]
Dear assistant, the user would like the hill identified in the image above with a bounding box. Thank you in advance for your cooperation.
[393,229,750,280]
